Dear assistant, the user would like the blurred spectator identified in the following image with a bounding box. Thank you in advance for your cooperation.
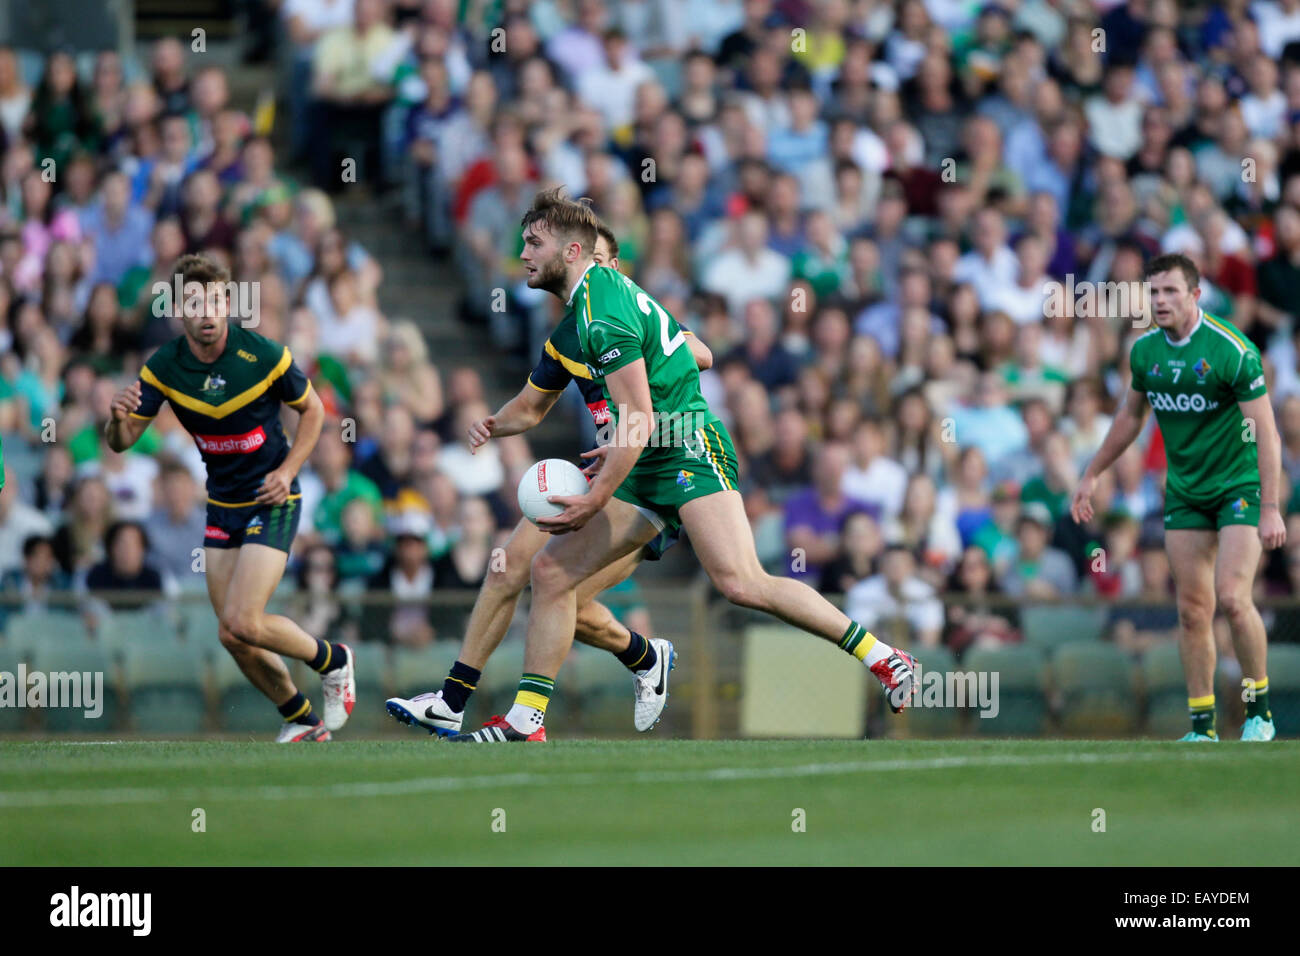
[145,458,206,589]
[944,544,1020,657]
[84,520,165,608]
[1000,502,1078,598]
[0,533,71,626]
[846,543,944,649]
[367,508,437,646]
[293,541,360,644]
[0,464,54,576]
[783,442,874,584]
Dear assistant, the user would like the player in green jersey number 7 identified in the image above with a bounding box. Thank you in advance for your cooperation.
[1071,253,1285,742]
[447,188,918,743]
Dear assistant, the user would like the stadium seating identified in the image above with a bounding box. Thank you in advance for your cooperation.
[211,648,276,733]
[1140,642,1189,738]
[122,640,208,734]
[4,612,90,662]
[32,636,120,733]
[565,643,632,735]
[1264,644,1300,737]
[0,644,32,731]
[904,644,963,737]
[963,645,1050,736]
[345,641,393,732]
[1020,606,1109,655]
[1053,642,1139,735]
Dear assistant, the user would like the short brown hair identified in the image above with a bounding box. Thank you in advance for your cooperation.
[173,253,230,287]
[1143,252,1198,289]
[595,221,619,259]
[520,186,599,253]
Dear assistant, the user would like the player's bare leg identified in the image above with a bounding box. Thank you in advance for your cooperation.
[447,498,656,741]
[1215,525,1267,679]
[574,548,676,731]
[573,549,642,651]
[1166,528,1221,739]
[220,543,319,660]
[680,490,916,710]
[455,518,549,670]
[387,521,655,734]
[207,545,297,701]
[525,499,656,672]
[1216,524,1274,738]
[206,546,328,740]
[220,542,353,734]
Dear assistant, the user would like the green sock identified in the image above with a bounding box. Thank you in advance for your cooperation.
[1244,678,1271,721]
[1189,694,1217,739]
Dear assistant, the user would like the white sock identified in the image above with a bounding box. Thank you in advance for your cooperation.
[505,702,544,733]
[862,637,892,667]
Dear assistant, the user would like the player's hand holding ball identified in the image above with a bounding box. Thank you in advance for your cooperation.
[110,381,143,422]
[518,458,599,534]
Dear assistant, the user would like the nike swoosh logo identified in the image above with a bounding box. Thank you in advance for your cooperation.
[654,660,666,695]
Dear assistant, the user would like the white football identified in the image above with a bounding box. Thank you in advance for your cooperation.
[517,458,590,524]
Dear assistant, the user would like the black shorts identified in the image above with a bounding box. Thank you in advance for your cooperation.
[204,496,302,553]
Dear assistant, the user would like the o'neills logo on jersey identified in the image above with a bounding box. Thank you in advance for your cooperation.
[587,399,611,425]
[205,526,231,541]
[194,425,267,454]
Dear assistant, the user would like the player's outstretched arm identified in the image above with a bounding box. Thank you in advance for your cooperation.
[468,384,562,453]
[1071,387,1150,524]
[104,381,151,453]
[1239,394,1287,550]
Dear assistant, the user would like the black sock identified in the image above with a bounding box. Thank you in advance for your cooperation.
[441,661,481,713]
[615,631,657,673]
[311,639,347,673]
[277,692,321,726]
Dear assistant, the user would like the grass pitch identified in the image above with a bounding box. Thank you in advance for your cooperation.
[1,738,1297,866]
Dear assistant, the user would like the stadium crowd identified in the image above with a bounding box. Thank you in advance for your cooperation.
[4,0,1300,661]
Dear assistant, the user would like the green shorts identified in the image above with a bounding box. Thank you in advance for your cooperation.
[613,419,740,533]
[1164,483,1259,531]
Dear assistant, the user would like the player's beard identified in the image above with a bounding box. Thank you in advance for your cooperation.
[530,249,569,296]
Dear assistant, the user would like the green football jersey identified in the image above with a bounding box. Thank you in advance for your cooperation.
[570,265,719,440]
[1128,311,1267,502]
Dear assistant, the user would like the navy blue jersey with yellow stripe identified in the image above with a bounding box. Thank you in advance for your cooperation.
[528,310,693,428]
[133,323,313,505]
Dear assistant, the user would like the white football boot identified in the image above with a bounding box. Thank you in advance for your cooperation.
[633,638,676,732]
[386,690,464,737]
[276,722,331,743]
[320,643,356,731]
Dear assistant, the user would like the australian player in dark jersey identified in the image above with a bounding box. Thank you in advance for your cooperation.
[106,254,356,742]
[385,224,712,738]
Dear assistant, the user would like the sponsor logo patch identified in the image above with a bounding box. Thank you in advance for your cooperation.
[194,426,267,455]
[599,348,622,364]
[587,399,611,425]
[205,525,231,541]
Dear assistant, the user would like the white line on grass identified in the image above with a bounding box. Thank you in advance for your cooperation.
[0,750,1225,810]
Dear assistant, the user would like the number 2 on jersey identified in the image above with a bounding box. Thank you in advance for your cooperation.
[637,291,685,357]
